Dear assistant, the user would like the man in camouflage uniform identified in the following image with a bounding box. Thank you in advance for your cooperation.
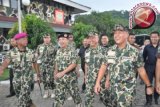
[85,32,107,107]
[68,34,76,50]
[53,34,82,107]
[0,33,36,107]
[36,34,56,99]
[156,42,160,95]
[128,33,140,50]
[94,24,153,107]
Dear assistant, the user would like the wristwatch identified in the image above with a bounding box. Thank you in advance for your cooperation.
[146,85,152,88]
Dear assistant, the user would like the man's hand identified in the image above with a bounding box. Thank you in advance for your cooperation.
[94,83,101,95]
[105,80,110,89]
[0,66,4,76]
[55,72,65,79]
[146,87,153,95]
[156,84,160,94]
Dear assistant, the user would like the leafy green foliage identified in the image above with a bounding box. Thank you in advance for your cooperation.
[8,14,56,49]
[71,22,96,48]
[75,10,160,45]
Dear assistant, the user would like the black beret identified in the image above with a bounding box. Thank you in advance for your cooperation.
[58,34,68,39]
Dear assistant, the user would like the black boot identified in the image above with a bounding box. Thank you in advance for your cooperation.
[154,90,159,105]
[6,92,15,98]
[155,99,158,105]
[145,95,152,106]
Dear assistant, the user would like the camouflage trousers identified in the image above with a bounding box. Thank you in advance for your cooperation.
[13,73,33,107]
[101,82,135,107]
[85,77,107,107]
[40,65,54,90]
[53,74,82,107]
[85,80,96,107]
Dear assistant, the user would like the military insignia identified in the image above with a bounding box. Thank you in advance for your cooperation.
[11,51,20,62]
[39,46,44,53]
[26,52,32,61]
[108,50,115,56]
[121,56,133,62]
[85,51,90,63]
[64,34,68,38]
[108,58,115,64]
[37,59,42,64]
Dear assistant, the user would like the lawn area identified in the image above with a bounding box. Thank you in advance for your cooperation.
[0,69,9,81]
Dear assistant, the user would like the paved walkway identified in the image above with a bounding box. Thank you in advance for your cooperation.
[0,71,159,107]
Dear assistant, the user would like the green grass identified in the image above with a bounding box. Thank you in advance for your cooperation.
[0,69,9,81]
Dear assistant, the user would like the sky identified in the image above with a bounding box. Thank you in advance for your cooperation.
[72,0,160,12]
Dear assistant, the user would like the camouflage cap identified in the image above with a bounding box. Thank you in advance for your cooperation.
[88,32,98,37]
[113,24,129,32]
[58,33,68,39]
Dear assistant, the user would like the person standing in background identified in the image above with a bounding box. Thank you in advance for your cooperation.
[78,38,89,93]
[143,31,160,105]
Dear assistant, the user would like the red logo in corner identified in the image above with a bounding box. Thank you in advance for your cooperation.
[129,2,159,29]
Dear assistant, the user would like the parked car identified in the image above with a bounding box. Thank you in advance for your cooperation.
[135,34,150,46]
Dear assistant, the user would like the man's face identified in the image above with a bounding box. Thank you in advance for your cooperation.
[101,36,108,46]
[114,31,128,45]
[58,37,68,48]
[16,37,28,47]
[128,35,135,45]
[89,35,99,47]
[144,40,150,46]
[10,38,16,47]
[150,33,159,44]
[43,36,51,44]
[68,35,73,41]
[83,39,88,47]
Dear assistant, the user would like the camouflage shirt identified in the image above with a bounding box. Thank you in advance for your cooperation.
[55,46,78,76]
[5,47,35,78]
[101,46,108,55]
[85,45,105,81]
[36,43,56,64]
[103,43,143,89]
[68,41,76,50]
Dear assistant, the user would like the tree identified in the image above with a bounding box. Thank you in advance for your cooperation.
[8,14,56,49]
[71,22,96,48]
[75,10,160,46]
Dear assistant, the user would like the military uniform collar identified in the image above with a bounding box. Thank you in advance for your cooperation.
[15,47,29,52]
[43,43,52,46]
[60,46,70,52]
[114,43,130,52]
[90,45,101,50]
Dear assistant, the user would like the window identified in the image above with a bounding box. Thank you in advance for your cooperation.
[11,0,18,9]
[2,0,10,7]
[0,0,2,5]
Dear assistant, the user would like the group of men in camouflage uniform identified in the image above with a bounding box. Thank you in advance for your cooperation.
[0,24,160,107]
